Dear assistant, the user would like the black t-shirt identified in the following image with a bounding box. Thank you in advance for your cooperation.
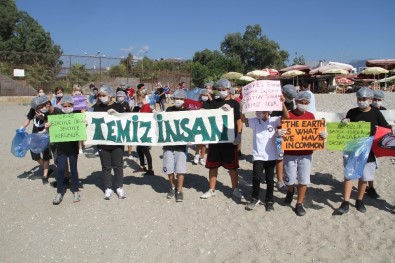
[158,87,166,100]
[163,106,188,151]
[27,107,48,133]
[93,102,125,149]
[370,104,387,110]
[271,101,294,117]
[209,98,240,135]
[50,108,79,156]
[117,101,131,112]
[346,106,390,162]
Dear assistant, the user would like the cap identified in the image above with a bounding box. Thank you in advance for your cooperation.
[31,95,50,109]
[200,89,210,95]
[215,79,231,89]
[282,84,297,98]
[295,91,311,102]
[116,91,127,97]
[60,95,74,105]
[98,85,114,97]
[356,87,374,98]
[373,90,385,99]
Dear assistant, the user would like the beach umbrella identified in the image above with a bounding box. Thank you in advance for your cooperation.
[246,70,270,78]
[336,77,354,85]
[239,75,256,82]
[361,67,389,75]
[281,70,305,78]
[220,71,243,80]
[279,64,311,73]
[373,76,395,83]
[322,68,349,75]
[310,64,352,75]
[262,68,279,76]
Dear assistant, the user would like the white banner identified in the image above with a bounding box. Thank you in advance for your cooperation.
[85,109,235,146]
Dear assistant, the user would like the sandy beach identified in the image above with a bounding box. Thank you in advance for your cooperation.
[1,93,395,262]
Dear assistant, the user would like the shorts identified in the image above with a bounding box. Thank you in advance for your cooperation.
[360,161,377,181]
[283,154,312,185]
[30,147,52,161]
[163,150,187,175]
[206,143,239,170]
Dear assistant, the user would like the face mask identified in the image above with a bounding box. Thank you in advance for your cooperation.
[255,112,264,119]
[62,107,73,114]
[56,93,63,98]
[38,92,45,96]
[174,99,184,108]
[99,96,110,104]
[297,103,308,112]
[218,90,229,99]
[357,101,370,109]
[117,97,125,102]
[201,96,209,102]
[372,101,382,108]
[75,92,82,96]
[40,107,49,113]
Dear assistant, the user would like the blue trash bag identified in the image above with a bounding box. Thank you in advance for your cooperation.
[147,95,156,106]
[343,136,374,180]
[21,133,50,154]
[186,88,202,101]
[11,128,28,158]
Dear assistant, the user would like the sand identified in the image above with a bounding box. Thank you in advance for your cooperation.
[1,93,395,262]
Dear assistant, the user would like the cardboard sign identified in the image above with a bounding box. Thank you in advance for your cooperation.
[85,109,234,146]
[242,80,282,113]
[48,113,87,142]
[281,120,326,150]
[72,96,87,111]
[326,122,371,151]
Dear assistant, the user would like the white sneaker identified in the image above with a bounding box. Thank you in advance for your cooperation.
[200,189,216,199]
[78,149,83,155]
[116,187,126,199]
[232,188,244,199]
[103,188,113,200]
[199,159,206,166]
[193,154,200,165]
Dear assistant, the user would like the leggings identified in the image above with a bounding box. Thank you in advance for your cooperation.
[136,146,153,170]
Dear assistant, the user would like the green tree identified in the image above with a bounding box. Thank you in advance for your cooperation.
[69,64,90,84]
[292,52,306,65]
[220,24,288,71]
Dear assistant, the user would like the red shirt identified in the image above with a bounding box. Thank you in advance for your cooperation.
[284,110,315,156]
[140,103,152,113]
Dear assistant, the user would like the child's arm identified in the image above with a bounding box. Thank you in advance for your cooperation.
[240,113,249,126]
[280,95,289,120]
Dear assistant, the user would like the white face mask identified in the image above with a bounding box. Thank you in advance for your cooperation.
[38,92,45,96]
[372,101,382,108]
[56,93,63,98]
[357,101,370,109]
[296,103,308,112]
[62,107,73,114]
[40,107,49,113]
[218,90,229,99]
[174,99,184,108]
[117,97,125,102]
[74,92,82,96]
[99,96,110,104]
[201,96,209,102]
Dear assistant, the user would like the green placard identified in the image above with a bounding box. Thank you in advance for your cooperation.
[326,122,370,151]
[48,113,87,142]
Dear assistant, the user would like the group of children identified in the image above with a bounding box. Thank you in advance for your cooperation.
[20,82,393,217]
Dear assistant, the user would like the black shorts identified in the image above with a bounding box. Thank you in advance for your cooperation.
[206,143,239,170]
[30,147,52,161]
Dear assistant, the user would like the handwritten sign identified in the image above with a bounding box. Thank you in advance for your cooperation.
[85,109,234,146]
[281,120,325,150]
[48,113,87,142]
[242,80,282,113]
[72,96,87,111]
[326,122,371,151]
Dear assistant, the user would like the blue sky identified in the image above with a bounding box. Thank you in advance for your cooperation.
[16,0,395,65]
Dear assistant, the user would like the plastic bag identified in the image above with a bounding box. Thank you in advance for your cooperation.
[147,95,155,106]
[343,136,374,180]
[21,132,50,154]
[11,128,28,158]
[186,88,202,101]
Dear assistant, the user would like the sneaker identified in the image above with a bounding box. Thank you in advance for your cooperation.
[245,198,261,211]
[79,149,83,155]
[143,170,155,176]
[264,202,274,211]
[95,151,99,156]
[199,159,206,166]
[294,203,306,216]
[366,187,380,199]
[103,188,113,200]
[284,189,294,204]
[355,200,367,213]
[52,193,62,205]
[200,189,216,199]
[42,177,49,185]
[276,181,287,192]
[193,154,200,165]
[116,187,126,199]
[176,191,184,202]
[73,192,81,203]
[232,188,244,199]
[167,187,176,199]
[337,201,350,214]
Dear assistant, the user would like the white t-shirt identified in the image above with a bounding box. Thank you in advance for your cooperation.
[306,90,316,114]
[246,116,282,161]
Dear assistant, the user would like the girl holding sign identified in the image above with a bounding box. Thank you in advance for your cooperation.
[278,91,327,216]
[242,95,289,211]
[45,95,81,205]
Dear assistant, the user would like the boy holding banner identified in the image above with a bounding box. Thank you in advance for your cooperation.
[337,87,393,214]
[279,91,327,216]
[242,95,289,211]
